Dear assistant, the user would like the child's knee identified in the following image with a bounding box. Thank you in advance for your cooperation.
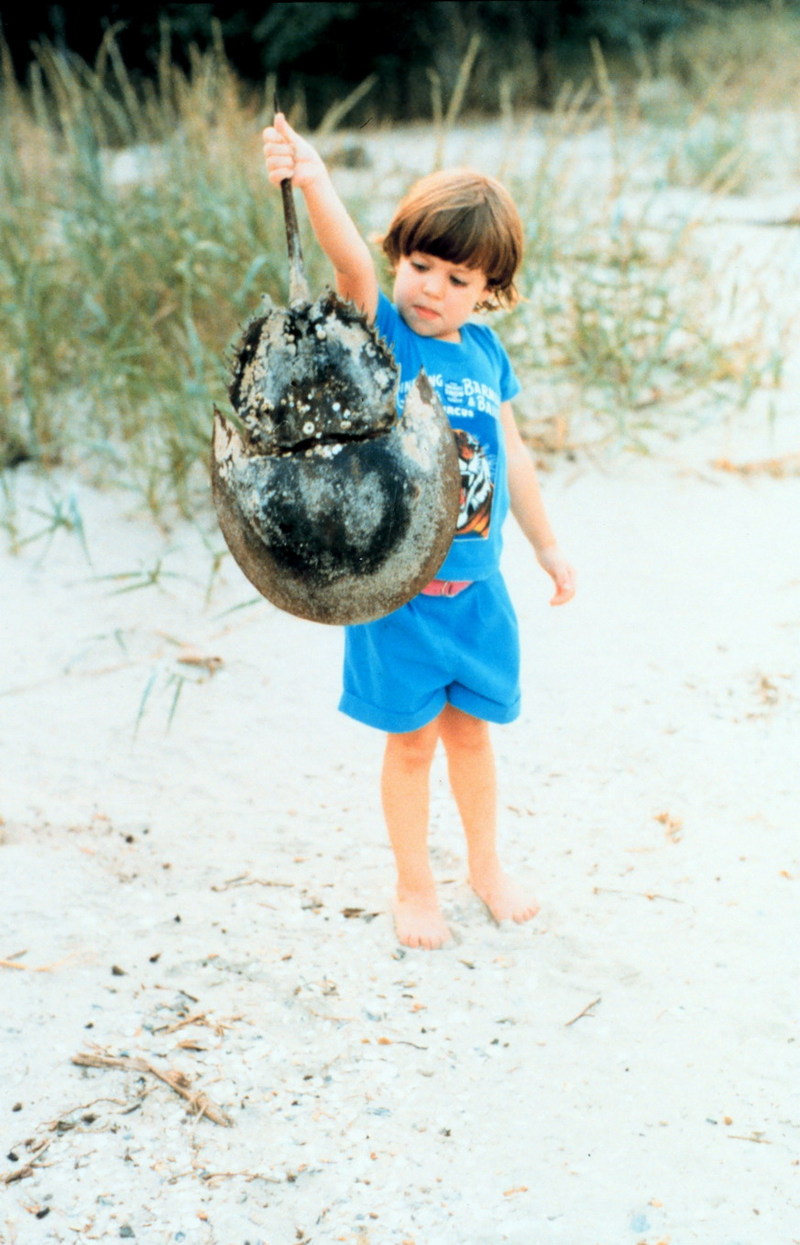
[385,723,439,771]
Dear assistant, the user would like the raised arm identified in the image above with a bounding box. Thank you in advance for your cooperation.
[262,114,378,319]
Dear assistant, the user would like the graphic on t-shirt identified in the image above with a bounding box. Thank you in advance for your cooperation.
[453,428,493,538]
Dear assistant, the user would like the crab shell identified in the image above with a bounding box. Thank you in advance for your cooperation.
[211,293,460,625]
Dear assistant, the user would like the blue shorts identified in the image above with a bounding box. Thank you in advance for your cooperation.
[339,571,520,733]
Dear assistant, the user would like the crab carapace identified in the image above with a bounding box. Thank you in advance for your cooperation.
[211,165,460,625]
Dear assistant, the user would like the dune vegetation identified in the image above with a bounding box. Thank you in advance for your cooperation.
[1,4,798,519]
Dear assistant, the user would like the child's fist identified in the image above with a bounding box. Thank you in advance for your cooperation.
[262,114,324,189]
[537,546,576,606]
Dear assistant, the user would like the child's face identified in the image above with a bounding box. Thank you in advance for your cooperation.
[393,252,491,343]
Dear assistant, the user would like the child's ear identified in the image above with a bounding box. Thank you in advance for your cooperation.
[475,282,496,311]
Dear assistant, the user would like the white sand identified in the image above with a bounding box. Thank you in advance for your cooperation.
[2,122,800,1244]
[3,420,798,1244]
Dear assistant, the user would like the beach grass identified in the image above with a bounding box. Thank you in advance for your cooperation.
[0,12,797,517]
[0,30,327,512]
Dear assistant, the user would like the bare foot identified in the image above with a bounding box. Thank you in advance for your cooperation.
[393,888,452,950]
[469,867,540,925]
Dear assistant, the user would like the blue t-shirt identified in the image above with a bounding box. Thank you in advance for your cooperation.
[376,291,520,581]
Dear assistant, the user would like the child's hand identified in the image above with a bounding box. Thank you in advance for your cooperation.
[262,114,326,190]
[537,546,576,606]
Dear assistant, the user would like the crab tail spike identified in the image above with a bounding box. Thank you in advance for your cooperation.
[280,179,310,304]
[274,92,309,305]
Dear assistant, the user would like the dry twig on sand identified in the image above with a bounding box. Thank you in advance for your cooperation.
[210,872,293,892]
[0,951,76,972]
[152,1010,209,1035]
[712,453,800,478]
[565,996,602,1027]
[71,1048,233,1127]
[175,650,224,674]
[1,1138,53,1185]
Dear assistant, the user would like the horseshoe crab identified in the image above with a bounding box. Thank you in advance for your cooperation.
[211,172,460,625]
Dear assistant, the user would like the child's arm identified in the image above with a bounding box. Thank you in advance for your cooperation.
[500,402,576,606]
[262,114,378,318]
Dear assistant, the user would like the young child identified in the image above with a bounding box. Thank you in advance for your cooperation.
[263,115,576,950]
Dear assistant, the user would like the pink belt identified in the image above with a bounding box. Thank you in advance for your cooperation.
[420,578,473,598]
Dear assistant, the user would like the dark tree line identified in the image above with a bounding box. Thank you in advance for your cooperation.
[1,2,791,123]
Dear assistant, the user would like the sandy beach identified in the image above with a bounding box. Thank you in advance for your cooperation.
[2,113,800,1243]
[2,401,799,1243]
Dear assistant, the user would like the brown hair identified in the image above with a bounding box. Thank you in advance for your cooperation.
[381,169,524,310]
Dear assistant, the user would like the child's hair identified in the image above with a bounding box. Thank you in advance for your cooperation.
[381,169,524,310]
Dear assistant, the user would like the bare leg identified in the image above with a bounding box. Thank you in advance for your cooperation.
[381,718,452,949]
[438,704,539,924]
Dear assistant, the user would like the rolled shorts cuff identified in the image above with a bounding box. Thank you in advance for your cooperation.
[338,688,447,734]
[449,685,521,725]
